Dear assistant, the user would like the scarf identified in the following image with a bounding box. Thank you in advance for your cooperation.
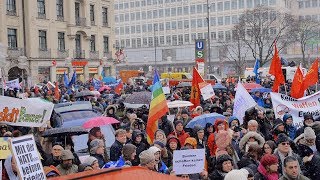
[257,163,279,180]
[4,155,18,180]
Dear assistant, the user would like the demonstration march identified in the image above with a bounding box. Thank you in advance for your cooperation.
[1,45,320,180]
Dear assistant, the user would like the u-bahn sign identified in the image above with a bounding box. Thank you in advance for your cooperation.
[195,39,206,75]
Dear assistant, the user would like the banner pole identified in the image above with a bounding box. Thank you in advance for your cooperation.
[316,82,318,93]
[283,83,288,95]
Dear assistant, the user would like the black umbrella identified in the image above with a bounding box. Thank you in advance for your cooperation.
[75,90,94,98]
[42,126,88,137]
[124,91,152,108]
[176,82,192,88]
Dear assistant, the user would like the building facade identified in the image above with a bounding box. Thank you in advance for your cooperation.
[0,0,115,85]
[114,0,320,75]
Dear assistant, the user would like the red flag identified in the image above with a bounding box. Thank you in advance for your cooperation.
[301,58,319,92]
[269,44,285,92]
[54,82,60,100]
[291,65,304,99]
[190,67,204,109]
[115,80,123,95]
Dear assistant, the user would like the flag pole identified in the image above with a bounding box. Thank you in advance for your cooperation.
[283,83,288,95]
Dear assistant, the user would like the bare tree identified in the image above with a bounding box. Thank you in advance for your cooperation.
[218,26,249,76]
[234,6,295,66]
[292,18,320,67]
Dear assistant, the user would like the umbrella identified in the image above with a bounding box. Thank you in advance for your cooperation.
[91,90,101,97]
[83,116,120,129]
[75,90,94,98]
[176,82,191,88]
[102,76,117,84]
[99,85,111,92]
[241,83,262,91]
[167,100,193,108]
[42,126,88,137]
[250,87,271,93]
[186,113,225,128]
[124,91,152,109]
[212,83,227,90]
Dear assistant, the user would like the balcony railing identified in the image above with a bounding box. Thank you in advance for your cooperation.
[38,13,46,19]
[73,50,85,59]
[57,16,64,21]
[103,51,112,59]
[76,17,86,26]
[57,49,69,59]
[6,10,16,16]
[39,48,51,58]
[7,48,24,58]
[89,51,99,60]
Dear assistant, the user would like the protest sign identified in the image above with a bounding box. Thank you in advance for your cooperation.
[5,78,20,89]
[10,135,45,180]
[0,137,11,159]
[173,149,205,175]
[0,96,54,127]
[270,91,320,128]
[233,82,257,123]
[161,78,170,94]
[199,82,215,100]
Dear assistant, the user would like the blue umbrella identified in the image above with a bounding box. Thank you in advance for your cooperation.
[186,113,225,128]
[212,83,227,90]
[250,87,271,93]
[102,76,117,84]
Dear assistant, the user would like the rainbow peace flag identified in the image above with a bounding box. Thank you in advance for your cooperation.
[146,70,169,144]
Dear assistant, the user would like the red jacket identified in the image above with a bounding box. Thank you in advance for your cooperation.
[207,119,229,156]
[170,130,190,147]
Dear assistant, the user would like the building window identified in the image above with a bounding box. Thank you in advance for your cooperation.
[191,33,196,41]
[148,24,153,32]
[178,21,183,29]
[197,4,202,13]
[224,1,230,10]
[38,0,46,18]
[197,33,203,39]
[136,12,140,20]
[130,1,135,7]
[125,13,129,21]
[102,7,108,26]
[232,15,238,24]
[269,0,276,5]
[125,26,130,34]
[218,17,224,25]
[225,16,230,25]
[165,8,170,16]
[225,31,231,41]
[132,39,136,48]
[153,10,158,18]
[166,22,171,30]
[246,0,253,8]
[166,35,171,45]
[197,19,203,28]
[135,1,140,7]
[7,28,17,49]
[210,3,216,12]
[143,38,148,46]
[231,0,237,9]
[39,30,47,50]
[298,1,304,8]
[58,32,65,51]
[90,4,95,25]
[103,36,109,53]
[191,19,196,28]
[159,9,164,17]
[184,20,189,28]
[142,11,146,19]
[184,34,189,43]
[148,37,153,47]
[126,39,130,47]
[183,6,189,14]
[239,0,245,8]
[147,11,152,18]
[254,0,260,7]
[6,0,16,15]
[312,0,318,7]
[171,21,177,30]
[171,8,176,16]
[137,38,141,48]
[177,7,183,15]
[130,13,135,21]
[131,26,136,33]
[172,35,177,45]
[210,17,216,26]
[218,31,224,40]
[56,0,64,20]
[178,35,183,45]
[136,25,141,33]
[190,5,196,14]
[211,32,216,40]
[160,36,165,45]
[262,0,268,5]
[217,2,223,11]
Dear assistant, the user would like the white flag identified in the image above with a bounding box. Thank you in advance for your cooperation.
[233,82,257,124]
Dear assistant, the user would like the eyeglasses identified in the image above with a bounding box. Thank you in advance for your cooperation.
[281,142,290,146]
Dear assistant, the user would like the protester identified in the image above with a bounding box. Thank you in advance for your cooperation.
[283,114,297,140]
[110,129,127,161]
[3,155,18,180]
[130,129,148,166]
[166,134,181,153]
[83,156,100,170]
[103,144,137,168]
[148,146,168,174]
[56,150,78,175]
[209,154,234,180]
[139,149,157,171]
[279,156,310,180]
[44,143,64,167]
[171,120,190,146]
[207,119,229,156]
[296,114,314,138]
[254,154,280,180]
[239,131,265,153]
[90,139,107,168]
[154,140,172,167]
[237,144,262,174]
[263,140,277,155]
[297,144,320,180]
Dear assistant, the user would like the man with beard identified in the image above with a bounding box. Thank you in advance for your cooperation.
[56,150,78,175]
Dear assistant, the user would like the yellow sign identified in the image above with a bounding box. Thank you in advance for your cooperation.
[0,137,11,159]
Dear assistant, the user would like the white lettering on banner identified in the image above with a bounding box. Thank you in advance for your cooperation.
[0,96,54,127]
[173,149,205,175]
[10,135,45,180]
[270,91,320,128]
[233,82,257,124]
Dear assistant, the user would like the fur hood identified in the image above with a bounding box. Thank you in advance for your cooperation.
[105,105,117,113]
[239,131,265,151]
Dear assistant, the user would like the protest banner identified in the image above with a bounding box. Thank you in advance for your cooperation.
[5,78,20,90]
[270,91,320,128]
[0,96,54,127]
[199,82,215,100]
[0,137,11,159]
[233,82,257,124]
[0,160,2,180]
[10,135,45,180]
[173,149,205,175]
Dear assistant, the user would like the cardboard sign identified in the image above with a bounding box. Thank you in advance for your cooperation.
[0,96,54,127]
[270,91,320,128]
[0,137,11,159]
[233,82,257,124]
[10,135,45,180]
[199,82,215,100]
[173,149,205,175]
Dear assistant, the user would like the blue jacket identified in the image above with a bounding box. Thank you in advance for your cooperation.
[103,156,126,168]
[285,125,297,140]
[158,160,168,174]
[252,95,265,107]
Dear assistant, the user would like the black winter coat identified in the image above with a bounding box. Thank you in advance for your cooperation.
[130,141,148,166]
[159,119,174,136]
[43,154,61,167]
[92,154,106,168]
[237,155,259,174]
[110,140,124,161]
[209,170,225,180]
[304,154,320,180]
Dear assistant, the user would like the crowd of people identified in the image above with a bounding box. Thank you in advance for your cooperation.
[1,76,320,180]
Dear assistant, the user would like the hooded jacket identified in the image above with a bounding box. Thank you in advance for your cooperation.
[130,130,149,166]
[239,131,265,153]
[207,119,229,156]
[283,114,297,140]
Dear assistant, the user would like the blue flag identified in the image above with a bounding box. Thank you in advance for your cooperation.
[68,71,76,87]
[101,69,106,78]
[253,59,260,84]
[92,78,102,90]
[63,72,69,87]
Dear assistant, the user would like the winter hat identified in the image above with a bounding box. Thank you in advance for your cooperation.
[90,139,104,154]
[304,114,314,121]
[260,154,278,167]
[84,156,98,166]
[273,118,284,130]
[304,127,316,140]
[184,137,197,149]
[276,133,291,145]
[122,144,137,160]
[282,113,293,122]
[181,109,189,115]
[153,140,165,149]
[298,144,314,157]
[225,169,248,180]
[148,146,161,155]
[228,116,239,127]
[215,154,233,170]
[60,150,74,160]
[139,149,155,165]
[174,120,184,127]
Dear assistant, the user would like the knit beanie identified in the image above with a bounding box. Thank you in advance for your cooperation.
[181,109,189,115]
[228,116,239,126]
[276,133,291,145]
[282,114,292,123]
[273,118,284,130]
[304,127,316,140]
[90,139,104,154]
[260,154,278,167]
[184,137,197,149]
[153,140,165,149]
[225,169,248,180]
[148,146,161,154]
[60,150,74,160]
[139,149,155,165]
[84,156,98,166]
[304,114,314,121]
[174,120,184,127]
[122,144,137,160]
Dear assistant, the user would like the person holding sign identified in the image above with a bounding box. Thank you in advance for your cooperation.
[3,155,18,180]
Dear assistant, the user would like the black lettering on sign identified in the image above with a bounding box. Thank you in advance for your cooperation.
[15,145,26,155]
